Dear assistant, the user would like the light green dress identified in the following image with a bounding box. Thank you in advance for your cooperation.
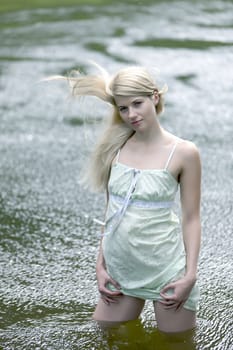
[102,143,199,311]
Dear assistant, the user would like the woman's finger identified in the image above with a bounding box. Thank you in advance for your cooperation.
[109,277,121,290]
[100,292,120,304]
[160,282,175,294]
[159,299,180,310]
[160,291,175,301]
[99,284,122,297]
[160,299,176,306]
[176,301,185,311]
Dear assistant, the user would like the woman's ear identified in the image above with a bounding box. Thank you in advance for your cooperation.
[152,90,159,106]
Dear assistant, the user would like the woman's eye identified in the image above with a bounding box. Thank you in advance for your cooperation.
[134,101,142,107]
[119,106,127,113]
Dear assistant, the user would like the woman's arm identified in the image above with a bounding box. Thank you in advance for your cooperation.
[160,141,201,309]
[180,141,201,281]
[95,194,122,304]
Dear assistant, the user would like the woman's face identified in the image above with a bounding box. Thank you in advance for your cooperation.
[114,94,158,131]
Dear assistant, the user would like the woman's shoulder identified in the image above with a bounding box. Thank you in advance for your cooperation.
[165,131,199,154]
[175,137,201,167]
[177,137,199,153]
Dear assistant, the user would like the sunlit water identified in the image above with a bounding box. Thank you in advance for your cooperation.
[0,1,233,349]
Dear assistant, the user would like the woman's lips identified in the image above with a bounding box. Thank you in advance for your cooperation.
[131,119,143,126]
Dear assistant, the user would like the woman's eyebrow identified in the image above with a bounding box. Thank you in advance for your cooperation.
[119,98,141,106]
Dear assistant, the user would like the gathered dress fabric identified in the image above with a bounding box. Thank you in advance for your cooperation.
[102,143,199,311]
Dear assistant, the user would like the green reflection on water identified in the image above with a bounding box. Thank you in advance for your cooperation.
[85,42,134,63]
[0,0,113,13]
[92,319,196,350]
[134,38,233,50]
[0,0,184,13]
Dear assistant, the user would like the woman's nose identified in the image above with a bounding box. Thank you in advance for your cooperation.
[128,106,137,118]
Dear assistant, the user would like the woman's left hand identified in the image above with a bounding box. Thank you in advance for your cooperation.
[159,275,196,310]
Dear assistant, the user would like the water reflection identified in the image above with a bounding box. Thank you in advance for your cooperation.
[93,319,197,350]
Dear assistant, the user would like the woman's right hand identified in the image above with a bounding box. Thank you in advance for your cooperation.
[96,265,122,304]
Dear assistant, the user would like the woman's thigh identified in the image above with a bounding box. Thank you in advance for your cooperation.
[154,301,196,333]
[93,295,145,325]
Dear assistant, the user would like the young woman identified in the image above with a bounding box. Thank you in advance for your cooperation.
[68,64,201,333]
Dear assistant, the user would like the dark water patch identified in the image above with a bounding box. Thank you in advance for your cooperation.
[0,55,66,62]
[86,321,198,350]
[64,116,103,126]
[85,41,107,54]
[0,325,95,350]
[0,8,95,31]
[107,54,135,64]
[134,37,233,50]
[0,301,64,328]
[113,27,125,37]
[1,0,213,15]
[175,73,197,87]
[197,23,233,29]
[0,298,92,329]
[65,116,86,126]
[202,1,233,14]
[0,0,118,14]
[85,41,134,63]
[0,211,41,253]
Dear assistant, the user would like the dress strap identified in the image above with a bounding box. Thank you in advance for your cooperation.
[115,149,121,163]
[103,169,141,236]
[164,141,179,170]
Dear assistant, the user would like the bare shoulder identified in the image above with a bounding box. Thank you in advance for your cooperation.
[178,139,200,158]
[177,139,201,170]
[165,131,200,159]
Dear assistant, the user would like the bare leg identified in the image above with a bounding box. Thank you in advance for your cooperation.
[93,295,145,328]
[154,301,196,333]
[153,302,197,349]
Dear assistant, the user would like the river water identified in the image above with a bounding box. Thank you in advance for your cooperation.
[0,0,233,349]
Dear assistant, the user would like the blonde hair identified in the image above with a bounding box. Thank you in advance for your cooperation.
[68,63,167,191]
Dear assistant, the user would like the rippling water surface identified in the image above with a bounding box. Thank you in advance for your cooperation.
[0,1,233,349]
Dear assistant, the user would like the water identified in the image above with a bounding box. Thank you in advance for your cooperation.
[0,0,233,349]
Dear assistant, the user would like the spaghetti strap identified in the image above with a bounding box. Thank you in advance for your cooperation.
[164,141,179,170]
[115,149,121,163]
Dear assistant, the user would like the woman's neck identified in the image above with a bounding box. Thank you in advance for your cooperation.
[132,123,165,145]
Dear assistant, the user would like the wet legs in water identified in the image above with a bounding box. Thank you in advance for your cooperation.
[93,295,196,349]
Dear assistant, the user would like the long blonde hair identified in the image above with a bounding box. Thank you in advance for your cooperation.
[67,63,167,192]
